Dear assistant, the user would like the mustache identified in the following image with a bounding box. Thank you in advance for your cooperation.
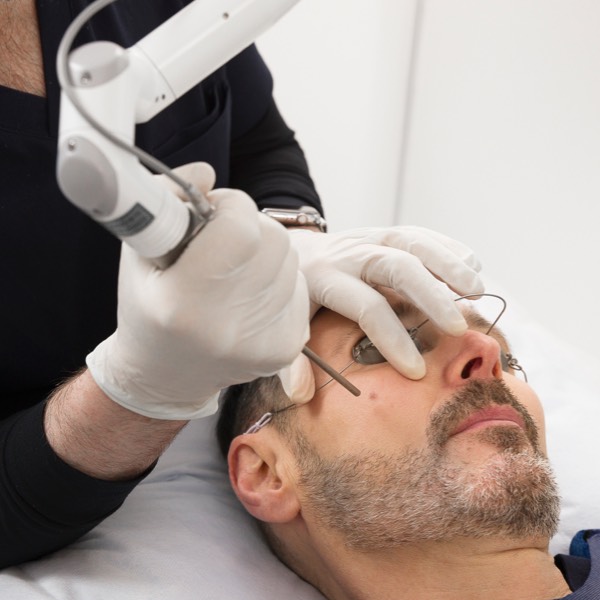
[427,379,540,451]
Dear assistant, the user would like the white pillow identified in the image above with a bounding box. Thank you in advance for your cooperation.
[1,279,597,598]
[0,414,325,600]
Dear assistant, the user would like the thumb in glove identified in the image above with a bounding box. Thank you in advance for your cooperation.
[277,352,315,405]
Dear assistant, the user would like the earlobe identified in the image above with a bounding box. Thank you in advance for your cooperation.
[228,437,300,524]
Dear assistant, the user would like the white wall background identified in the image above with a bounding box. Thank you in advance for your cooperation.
[258,0,600,363]
[257,0,418,230]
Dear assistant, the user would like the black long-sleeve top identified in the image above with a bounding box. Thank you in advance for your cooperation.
[0,0,321,568]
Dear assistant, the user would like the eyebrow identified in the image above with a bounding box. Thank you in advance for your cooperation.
[330,322,362,359]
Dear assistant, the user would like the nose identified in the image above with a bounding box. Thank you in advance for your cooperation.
[443,329,504,386]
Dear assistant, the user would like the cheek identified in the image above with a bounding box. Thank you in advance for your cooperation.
[503,374,548,453]
[301,368,431,458]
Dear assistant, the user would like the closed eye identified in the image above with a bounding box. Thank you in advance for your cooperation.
[352,337,385,364]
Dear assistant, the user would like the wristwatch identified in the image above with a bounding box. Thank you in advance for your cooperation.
[261,206,327,232]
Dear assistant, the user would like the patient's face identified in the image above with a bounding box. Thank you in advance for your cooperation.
[300,293,546,460]
[281,291,559,549]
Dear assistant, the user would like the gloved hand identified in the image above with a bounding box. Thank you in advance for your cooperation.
[86,162,310,420]
[282,226,484,403]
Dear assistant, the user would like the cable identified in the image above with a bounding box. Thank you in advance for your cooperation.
[55,0,213,219]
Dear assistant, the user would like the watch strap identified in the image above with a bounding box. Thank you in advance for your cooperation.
[261,206,327,232]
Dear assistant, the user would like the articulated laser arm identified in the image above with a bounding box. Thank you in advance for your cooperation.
[57,0,299,265]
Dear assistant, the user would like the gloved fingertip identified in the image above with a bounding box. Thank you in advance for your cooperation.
[401,355,427,381]
[278,366,292,396]
[461,252,483,274]
[278,354,315,405]
[386,344,426,380]
[452,272,486,298]
[308,300,321,321]
[468,276,486,295]
[289,385,314,405]
[444,315,469,337]
[172,162,216,196]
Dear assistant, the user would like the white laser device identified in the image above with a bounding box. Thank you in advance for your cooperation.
[56,0,300,267]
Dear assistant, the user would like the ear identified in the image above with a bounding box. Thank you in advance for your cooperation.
[228,435,301,524]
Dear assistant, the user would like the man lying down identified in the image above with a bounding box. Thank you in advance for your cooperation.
[217,287,598,600]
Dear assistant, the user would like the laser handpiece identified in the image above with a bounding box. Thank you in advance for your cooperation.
[56,0,301,263]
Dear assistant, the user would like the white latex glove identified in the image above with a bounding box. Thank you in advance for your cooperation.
[284,226,484,402]
[87,163,309,420]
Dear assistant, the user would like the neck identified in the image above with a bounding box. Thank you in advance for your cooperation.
[0,0,46,97]
[304,536,572,600]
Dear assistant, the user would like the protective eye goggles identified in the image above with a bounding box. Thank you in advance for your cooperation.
[244,293,527,435]
[350,293,526,379]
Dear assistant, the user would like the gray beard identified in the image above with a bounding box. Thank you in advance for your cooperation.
[294,379,560,550]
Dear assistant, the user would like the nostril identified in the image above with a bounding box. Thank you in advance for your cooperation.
[461,358,482,379]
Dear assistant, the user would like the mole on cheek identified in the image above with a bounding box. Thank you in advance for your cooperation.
[368,391,378,401]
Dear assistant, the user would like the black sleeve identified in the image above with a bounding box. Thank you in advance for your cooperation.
[229,98,324,215]
[0,25,320,569]
[0,402,147,568]
[225,44,323,215]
